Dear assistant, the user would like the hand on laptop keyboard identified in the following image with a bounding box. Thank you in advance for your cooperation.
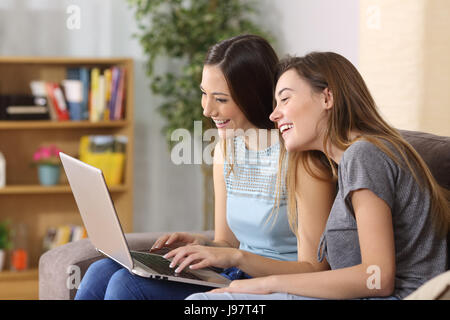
[150,232,210,253]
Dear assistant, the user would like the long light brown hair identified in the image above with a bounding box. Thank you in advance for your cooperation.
[276,52,450,237]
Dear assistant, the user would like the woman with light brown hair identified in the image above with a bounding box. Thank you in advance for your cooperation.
[187,51,449,300]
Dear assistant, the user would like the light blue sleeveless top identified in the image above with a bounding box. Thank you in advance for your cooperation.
[224,135,297,261]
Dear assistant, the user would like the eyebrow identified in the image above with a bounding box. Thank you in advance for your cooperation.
[277,88,294,97]
[199,85,229,96]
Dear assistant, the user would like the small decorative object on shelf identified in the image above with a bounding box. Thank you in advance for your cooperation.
[32,145,63,186]
[0,220,12,272]
[10,223,28,271]
[0,151,5,188]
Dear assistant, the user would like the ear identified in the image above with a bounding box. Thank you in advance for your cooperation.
[322,88,334,111]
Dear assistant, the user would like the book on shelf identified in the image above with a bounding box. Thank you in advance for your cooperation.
[0,94,50,120]
[0,64,127,123]
[45,82,70,121]
[67,65,126,122]
[42,225,87,252]
[61,79,83,121]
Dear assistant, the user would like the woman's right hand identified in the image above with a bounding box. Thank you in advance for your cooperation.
[150,232,209,252]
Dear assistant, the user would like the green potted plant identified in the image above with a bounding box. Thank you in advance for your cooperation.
[32,145,63,186]
[128,0,273,229]
[0,220,12,271]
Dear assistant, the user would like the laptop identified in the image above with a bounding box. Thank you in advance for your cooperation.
[59,152,231,288]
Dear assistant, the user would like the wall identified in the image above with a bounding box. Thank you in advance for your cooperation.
[359,0,450,136]
[259,0,360,65]
[0,0,360,233]
[0,0,203,233]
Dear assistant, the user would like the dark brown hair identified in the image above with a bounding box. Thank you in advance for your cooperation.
[205,34,278,130]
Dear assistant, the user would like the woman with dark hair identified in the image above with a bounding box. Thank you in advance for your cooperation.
[187,51,449,300]
[75,36,336,300]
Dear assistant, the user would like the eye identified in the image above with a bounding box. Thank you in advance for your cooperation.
[216,98,228,103]
[201,91,206,96]
[280,96,289,103]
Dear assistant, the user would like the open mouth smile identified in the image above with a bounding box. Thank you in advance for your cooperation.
[279,123,294,135]
[213,119,230,128]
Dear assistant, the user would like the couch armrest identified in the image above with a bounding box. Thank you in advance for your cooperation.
[38,231,215,300]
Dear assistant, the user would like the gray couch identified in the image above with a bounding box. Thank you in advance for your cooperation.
[39,231,215,299]
[39,130,450,300]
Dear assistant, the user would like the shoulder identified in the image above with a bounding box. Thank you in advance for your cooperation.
[340,139,401,184]
[343,140,385,160]
[340,139,400,187]
[341,140,394,169]
[339,140,399,210]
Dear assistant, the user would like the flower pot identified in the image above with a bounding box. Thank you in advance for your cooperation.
[38,164,61,186]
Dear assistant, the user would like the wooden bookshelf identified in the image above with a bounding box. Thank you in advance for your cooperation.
[0,119,129,129]
[0,57,134,299]
[0,184,128,195]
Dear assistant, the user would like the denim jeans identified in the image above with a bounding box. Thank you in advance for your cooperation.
[74,258,250,300]
[186,292,401,300]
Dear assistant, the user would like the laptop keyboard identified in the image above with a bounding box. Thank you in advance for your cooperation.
[130,251,201,280]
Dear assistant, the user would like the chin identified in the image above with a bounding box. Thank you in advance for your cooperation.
[218,128,233,140]
[283,136,308,153]
[282,138,297,152]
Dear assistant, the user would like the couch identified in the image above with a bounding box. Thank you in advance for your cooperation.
[39,130,450,300]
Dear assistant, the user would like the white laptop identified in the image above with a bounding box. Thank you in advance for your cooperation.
[59,152,231,288]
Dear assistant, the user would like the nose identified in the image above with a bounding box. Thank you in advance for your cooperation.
[269,105,281,124]
[202,98,218,118]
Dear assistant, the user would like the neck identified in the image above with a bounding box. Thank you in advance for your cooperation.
[318,130,361,164]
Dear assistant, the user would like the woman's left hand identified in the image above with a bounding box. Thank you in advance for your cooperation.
[164,245,242,273]
[209,277,274,295]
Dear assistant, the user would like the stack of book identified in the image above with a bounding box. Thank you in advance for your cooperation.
[42,225,87,252]
[66,66,126,122]
[0,65,126,122]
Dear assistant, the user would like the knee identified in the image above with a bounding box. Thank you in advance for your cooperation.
[104,269,143,300]
[75,258,121,300]
[186,292,215,300]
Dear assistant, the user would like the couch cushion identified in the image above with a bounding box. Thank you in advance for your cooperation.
[399,129,450,190]
[404,270,450,300]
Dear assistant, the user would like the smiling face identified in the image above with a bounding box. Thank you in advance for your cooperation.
[270,69,331,152]
[201,65,255,139]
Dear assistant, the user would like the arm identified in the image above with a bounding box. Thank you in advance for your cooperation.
[209,141,240,248]
[214,188,396,298]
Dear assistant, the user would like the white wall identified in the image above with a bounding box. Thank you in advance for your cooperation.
[0,0,204,233]
[259,0,360,66]
[0,0,360,233]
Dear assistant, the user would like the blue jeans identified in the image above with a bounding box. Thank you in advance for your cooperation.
[75,258,250,300]
[186,292,401,300]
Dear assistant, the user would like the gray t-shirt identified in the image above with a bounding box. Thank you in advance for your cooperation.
[317,140,447,299]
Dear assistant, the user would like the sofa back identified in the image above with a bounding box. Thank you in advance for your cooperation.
[400,130,450,190]
[399,129,450,269]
